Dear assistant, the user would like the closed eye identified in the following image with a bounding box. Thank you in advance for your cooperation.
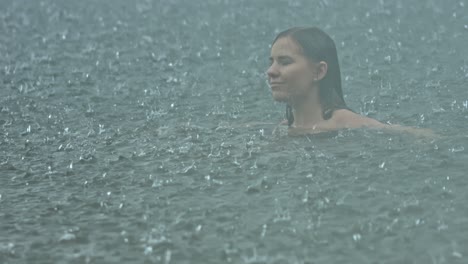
[269,56,294,66]
[278,57,293,65]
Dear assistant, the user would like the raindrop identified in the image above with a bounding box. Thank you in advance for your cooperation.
[99,124,105,134]
[59,233,76,242]
[379,162,385,169]
[181,162,196,174]
[144,246,152,255]
[302,189,309,203]
[353,233,361,241]
[449,146,464,153]
[164,250,172,264]
[437,222,448,231]
[419,114,425,123]
[384,55,391,63]
[260,224,267,238]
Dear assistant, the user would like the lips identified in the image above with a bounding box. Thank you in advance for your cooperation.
[269,82,284,88]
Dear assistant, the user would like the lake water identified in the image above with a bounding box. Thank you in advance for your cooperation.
[1,0,468,263]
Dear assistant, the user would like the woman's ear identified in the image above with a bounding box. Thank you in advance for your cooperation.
[316,61,328,81]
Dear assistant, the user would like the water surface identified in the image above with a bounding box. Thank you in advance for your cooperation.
[1,0,468,263]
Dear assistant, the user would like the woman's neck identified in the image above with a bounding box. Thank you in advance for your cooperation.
[290,91,325,128]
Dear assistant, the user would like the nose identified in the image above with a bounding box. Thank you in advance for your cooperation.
[266,64,279,79]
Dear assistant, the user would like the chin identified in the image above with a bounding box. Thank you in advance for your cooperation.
[272,91,288,102]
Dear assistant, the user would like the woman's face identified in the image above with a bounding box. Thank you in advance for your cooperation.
[267,37,317,103]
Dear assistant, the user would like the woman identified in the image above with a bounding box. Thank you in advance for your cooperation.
[266,27,433,137]
[267,27,385,135]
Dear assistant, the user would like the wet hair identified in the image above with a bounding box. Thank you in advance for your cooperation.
[272,27,348,125]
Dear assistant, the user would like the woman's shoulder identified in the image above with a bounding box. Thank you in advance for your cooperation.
[331,109,437,138]
[331,109,385,129]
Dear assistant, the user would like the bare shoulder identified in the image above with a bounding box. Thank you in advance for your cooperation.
[332,109,437,138]
[332,109,385,129]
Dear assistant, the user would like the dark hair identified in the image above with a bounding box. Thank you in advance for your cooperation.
[273,27,348,124]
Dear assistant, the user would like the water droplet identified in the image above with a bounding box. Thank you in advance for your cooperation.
[384,55,391,63]
[144,246,153,255]
[164,250,172,264]
[437,223,448,231]
[59,233,76,242]
[353,233,361,241]
[302,190,309,203]
[260,224,267,238]
[449,146,464,153]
